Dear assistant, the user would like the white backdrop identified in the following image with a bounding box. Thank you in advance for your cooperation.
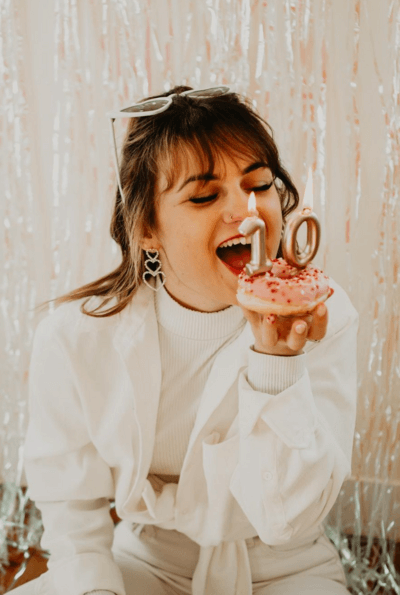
[0,0,399,592]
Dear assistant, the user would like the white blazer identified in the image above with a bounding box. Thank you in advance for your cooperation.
[24,279,358,595]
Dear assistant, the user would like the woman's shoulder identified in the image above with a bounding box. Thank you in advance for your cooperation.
[327,276,358,327]
[33,285,152,344]
[35,296,118,335]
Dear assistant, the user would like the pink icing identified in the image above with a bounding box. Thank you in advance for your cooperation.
[238,258,330,306]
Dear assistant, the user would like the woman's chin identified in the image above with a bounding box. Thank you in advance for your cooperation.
[214,261,246,308]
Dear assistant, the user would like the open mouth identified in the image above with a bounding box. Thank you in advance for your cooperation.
[216,235,252,275]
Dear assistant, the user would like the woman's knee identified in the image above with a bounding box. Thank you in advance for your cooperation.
[114,553,174,595]
[7,562,173,595]
[256,575,350,595]
[7,572,47,595]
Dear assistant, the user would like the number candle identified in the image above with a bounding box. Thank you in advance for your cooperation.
[282,167,321,268]
[238,192,272,276]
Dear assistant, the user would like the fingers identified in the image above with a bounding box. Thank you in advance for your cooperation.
[240,307,280,347]
[240,306,261,327]
[286,319,309,352]
[286,303,328,350]
[241,302,329,356]
[307,302,328,341]
[260,314,279,348]
[239,307,278,351]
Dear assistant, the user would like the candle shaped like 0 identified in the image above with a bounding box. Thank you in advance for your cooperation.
[282,167,321,268]
[238,192,272,276]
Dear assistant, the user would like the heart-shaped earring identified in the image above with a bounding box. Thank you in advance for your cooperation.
[145,251,159,263]
[142,250,166,291]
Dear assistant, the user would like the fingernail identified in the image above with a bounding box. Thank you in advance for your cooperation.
[266,314,277,324]
[316,303,326,317]
[295,322,307,334]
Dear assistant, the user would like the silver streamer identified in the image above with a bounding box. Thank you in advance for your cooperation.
[0,0,399,592]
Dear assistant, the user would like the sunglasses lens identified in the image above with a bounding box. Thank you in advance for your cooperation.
[121,98,169,113]
[186,87,229,98]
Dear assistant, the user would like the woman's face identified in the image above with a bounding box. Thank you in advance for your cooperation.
[142,151,283,312]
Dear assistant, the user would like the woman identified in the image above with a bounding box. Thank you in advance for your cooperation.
[13,87,358,595]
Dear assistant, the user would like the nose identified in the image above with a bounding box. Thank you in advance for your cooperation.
[222,188,249,224]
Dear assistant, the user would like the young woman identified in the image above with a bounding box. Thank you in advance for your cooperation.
[13,87,358,595]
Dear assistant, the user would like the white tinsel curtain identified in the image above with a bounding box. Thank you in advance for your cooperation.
[0,0,399,593]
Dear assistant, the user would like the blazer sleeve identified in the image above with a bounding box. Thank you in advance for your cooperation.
[230,281,359,545]
[23,315,126,595]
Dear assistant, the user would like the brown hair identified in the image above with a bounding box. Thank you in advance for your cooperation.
[39,86,299,318]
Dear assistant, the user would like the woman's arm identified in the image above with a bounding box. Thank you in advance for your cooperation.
[230,280,358,544]
[24,316,125,595]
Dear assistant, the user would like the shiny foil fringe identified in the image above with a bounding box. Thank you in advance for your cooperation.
[0,0,399,592]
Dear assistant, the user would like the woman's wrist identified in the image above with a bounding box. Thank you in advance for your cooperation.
[253,343,303,357]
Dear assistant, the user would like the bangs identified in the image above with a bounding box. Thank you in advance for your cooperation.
[155,124,272,195]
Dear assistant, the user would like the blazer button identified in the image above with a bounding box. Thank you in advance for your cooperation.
[263,471,273,481]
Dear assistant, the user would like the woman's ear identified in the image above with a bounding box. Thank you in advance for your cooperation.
[140,230,161,252]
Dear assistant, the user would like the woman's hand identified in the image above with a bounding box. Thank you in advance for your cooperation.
[240,302,328,356]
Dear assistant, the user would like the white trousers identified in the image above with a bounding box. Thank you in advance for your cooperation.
[9,521,350,595]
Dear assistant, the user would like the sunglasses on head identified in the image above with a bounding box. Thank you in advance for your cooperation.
[106,86,231,204]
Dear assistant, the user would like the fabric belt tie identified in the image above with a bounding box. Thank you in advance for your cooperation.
[192,539,252,595]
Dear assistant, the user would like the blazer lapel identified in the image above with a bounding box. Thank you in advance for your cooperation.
[112,285,161,497]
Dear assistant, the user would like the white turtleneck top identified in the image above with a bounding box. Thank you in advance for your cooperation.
[150,285,246,476]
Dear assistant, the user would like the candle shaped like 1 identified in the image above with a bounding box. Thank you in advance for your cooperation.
[238,192,272,276]
[282,167,321,268]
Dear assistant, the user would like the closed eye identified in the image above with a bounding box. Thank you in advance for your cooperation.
[252,181,274,193]
[189,181,275,205]
[189,193,219,204]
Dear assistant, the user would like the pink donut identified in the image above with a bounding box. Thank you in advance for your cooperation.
[237,258,333,316]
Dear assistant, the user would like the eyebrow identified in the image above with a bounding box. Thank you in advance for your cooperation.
[178,161,270,191]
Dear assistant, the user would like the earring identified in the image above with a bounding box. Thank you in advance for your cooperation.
[142,250,166,291]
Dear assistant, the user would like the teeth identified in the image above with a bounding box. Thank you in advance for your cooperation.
[219,236,251,249]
